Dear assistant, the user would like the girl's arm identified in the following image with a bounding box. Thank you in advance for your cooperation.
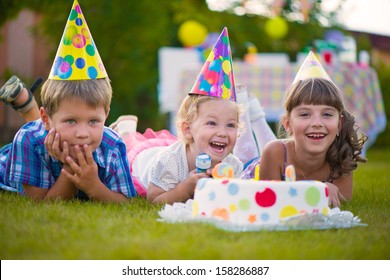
[147,170,210,205]
[259,140,285,180]
[326,173,352,207]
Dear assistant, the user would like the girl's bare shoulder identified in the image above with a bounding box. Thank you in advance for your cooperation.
[262,139,287,158]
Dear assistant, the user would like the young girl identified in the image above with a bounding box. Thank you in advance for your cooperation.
[116,27,244,204]
[259,77,367,207]
[120,94,243,204]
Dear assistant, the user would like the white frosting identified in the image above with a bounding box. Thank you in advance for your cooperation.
[192,178,330,226]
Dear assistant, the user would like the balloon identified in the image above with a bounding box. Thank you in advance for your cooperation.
[178,20,208,47]
[324,29,345,49]
[264,16,288,40]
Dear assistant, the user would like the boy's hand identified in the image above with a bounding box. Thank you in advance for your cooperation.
[62,144,100,193]
[45,128,69,164]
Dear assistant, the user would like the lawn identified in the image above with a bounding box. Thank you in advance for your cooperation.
[0,148,389,260]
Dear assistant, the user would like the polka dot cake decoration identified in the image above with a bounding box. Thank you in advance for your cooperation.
[48,0,107,80]
[193,163,330,226]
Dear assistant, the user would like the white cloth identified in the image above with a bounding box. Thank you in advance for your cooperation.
[132,146,164,188]
[158,47,200,113]
[234,109,259,164]
[158,202,367,232]
[138,141,243,191]
[233,85,260,164]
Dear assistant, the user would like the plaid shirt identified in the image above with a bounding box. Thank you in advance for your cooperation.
[0,119,136,199]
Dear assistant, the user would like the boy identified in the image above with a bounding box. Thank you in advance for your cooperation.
[0,0,136,202]
[0,76,136,202]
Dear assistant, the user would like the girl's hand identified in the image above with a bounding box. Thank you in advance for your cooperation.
[61,144,100,193]
[326,182,346,208]
[184,169,211,194]
[147,169,211,204]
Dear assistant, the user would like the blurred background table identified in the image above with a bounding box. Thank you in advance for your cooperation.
[178,61,387,150]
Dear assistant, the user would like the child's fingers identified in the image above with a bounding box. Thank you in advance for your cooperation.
[82,144,94,164]
[50,132,62,158]
[61,168,79,185]
[44,128,55,152]
[74,145,87,167]
[330,196,340,208]
[339,191,347,202]
[65,155,80,173]
[62,141,69,162]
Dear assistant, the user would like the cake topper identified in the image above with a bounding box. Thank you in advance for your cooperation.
[254,164,260,181]
[196,153,211,173]
[211,162,234,178]
[285,164,296,182]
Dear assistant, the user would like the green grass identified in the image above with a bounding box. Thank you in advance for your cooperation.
[1,148,389,260]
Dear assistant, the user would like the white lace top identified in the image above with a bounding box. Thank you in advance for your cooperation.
[137,141,243,191]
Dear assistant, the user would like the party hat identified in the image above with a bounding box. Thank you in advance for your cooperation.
[48,0,107,80]
[189,27,236,102]
[292,51,332,84]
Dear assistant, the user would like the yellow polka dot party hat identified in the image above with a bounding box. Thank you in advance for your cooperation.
[48,0,107,80]
[292,51,332,84]
[189,27,236,102]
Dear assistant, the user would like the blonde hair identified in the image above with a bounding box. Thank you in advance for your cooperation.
[175,95,243,144]
[40,78,112,117]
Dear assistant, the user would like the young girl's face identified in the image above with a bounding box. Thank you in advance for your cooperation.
[41,97,107,159]
[285,104,341,153]
[185,98,239,164]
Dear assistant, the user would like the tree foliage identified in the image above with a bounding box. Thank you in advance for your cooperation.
[0,0,382,136]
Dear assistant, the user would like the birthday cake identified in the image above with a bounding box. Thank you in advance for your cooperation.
[192,163,330,227]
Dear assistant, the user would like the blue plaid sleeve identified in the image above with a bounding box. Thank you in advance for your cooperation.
[99,129,137,198]
[9,121,55,190]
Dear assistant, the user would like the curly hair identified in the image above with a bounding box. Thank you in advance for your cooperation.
[279,78,367,179]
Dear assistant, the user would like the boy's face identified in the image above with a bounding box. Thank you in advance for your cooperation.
[41,97,107,159]
[183,98,239,166]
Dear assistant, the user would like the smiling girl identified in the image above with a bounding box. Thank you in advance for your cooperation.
[259,78,367,207]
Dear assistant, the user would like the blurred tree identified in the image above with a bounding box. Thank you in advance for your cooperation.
[0,0,379,136]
